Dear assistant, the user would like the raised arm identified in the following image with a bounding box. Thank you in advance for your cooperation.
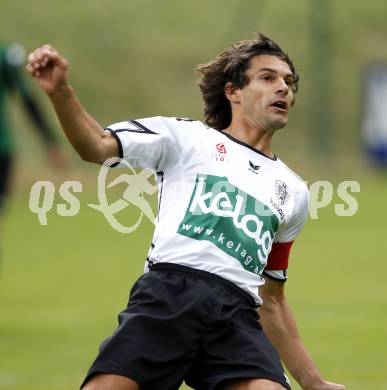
[259,277,346,390]
[26,44,118,164]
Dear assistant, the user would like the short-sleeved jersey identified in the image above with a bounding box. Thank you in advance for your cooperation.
[106,117,309,305]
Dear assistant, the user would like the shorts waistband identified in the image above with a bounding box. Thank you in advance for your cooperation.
[150,262,257,308]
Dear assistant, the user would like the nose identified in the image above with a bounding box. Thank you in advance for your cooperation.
[276,78,289,96]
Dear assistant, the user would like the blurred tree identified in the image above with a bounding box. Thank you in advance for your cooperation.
[309,0,333,157]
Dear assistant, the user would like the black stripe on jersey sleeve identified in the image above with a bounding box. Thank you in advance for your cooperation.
[129,120,158,134]
[106,121,159,135]
[156,171,164,223]
[114,128,157,135]
[105,128,123,167]
[262,271,287,283]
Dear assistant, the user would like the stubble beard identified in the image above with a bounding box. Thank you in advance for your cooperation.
[256,115,288,133]
[266,111,289,132]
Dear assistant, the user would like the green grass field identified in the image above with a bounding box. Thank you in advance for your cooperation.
[1,1,387,388]
[1,176,386,390]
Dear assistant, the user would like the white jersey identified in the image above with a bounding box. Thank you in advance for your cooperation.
[106,116,309,305]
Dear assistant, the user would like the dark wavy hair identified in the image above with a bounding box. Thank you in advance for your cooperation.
[196,33,299,130]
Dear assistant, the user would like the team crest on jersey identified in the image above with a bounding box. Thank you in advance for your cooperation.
[274,180,289,205]
[216,143,226,154]
[211,143,228,162]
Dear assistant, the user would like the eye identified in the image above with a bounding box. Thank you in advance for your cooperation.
[261,75,273,82]
[285,77,294,87]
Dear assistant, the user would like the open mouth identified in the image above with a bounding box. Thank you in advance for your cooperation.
[270,100,288,111]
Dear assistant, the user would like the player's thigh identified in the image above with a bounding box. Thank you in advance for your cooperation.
[218,378,287,390]
[83,373,141,390]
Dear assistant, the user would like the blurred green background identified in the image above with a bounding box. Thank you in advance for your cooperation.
[1,0,386,389]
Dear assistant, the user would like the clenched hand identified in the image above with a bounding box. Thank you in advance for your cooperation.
[26,44,70,96]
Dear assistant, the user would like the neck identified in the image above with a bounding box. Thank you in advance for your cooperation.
[222,118,275,158]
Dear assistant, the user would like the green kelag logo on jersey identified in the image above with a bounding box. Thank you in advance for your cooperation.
[177,174,279,275]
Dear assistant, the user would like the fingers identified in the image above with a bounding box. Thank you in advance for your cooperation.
[26,44,68,77]
[322,382,347,390]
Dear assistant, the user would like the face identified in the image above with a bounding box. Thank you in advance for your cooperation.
[228,55,295,132]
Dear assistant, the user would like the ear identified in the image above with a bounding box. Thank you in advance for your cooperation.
[225,82,241,103]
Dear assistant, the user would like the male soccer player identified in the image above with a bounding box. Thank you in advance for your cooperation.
[27,34,346,390]
[0,42,65,262]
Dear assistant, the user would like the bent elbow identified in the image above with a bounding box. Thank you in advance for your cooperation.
[78,150,103,165]
[76,135,118,165]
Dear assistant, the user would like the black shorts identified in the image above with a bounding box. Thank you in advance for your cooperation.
[0,154,12,211]
[81,263,291,390]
